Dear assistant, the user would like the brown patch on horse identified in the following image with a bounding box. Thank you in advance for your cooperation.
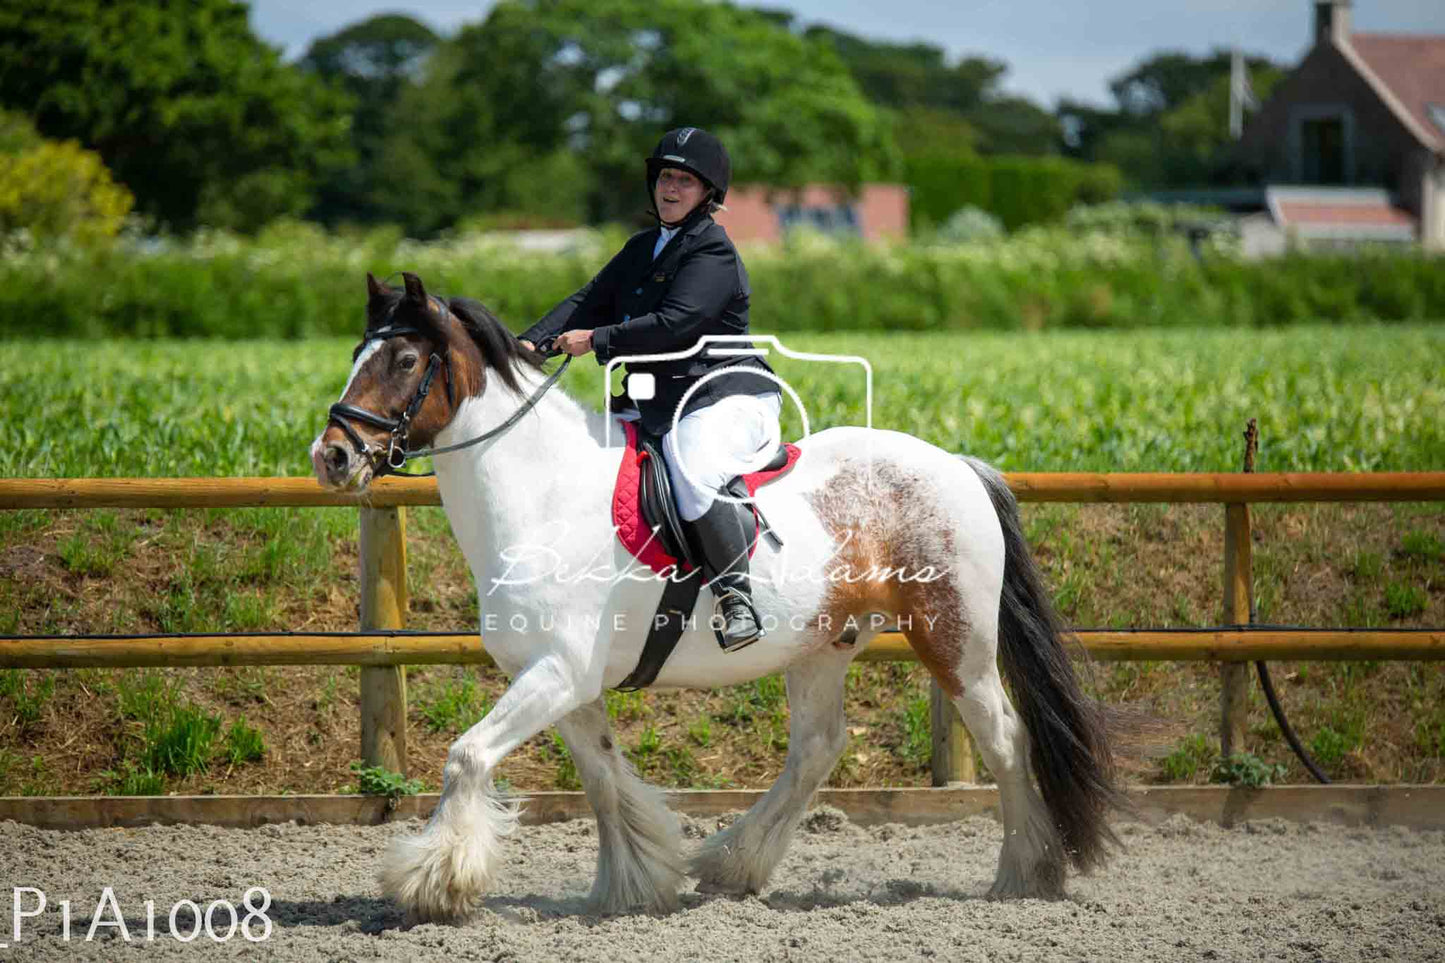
[803,459,970,696]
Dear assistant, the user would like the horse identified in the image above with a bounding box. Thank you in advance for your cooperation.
[310,271,1122,924]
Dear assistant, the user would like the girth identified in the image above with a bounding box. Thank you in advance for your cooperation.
[615,423,786,690]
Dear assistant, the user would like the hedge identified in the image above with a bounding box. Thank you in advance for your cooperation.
[1,222,1442,340]
[906,154,1123,231]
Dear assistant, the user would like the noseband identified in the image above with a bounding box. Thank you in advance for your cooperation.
[327,312,570,478]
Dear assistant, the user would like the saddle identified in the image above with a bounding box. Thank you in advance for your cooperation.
[611,418,800,689]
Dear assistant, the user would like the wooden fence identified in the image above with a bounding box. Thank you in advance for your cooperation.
[2,471,1443,785]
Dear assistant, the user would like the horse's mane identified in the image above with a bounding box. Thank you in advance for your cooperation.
[446,296,547,396]
[366,286,546,397]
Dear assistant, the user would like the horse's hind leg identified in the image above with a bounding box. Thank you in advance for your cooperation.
[554,697,686,914]
[690,647,853,895]
[913,613,1066,899]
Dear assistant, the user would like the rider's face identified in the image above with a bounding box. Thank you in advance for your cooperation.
[654,167,707,224]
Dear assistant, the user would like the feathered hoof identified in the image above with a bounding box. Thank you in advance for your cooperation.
[378,828,497,924]
[584,814,687,916]
[586,880,684,917]
[688,827,766,897]
[987,856,1066,901]
[692,877,755,897]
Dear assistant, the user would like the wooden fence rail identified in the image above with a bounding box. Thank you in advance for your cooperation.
[3,472,1445,508]
[2,628,1440,669]
[3,470,1443,786]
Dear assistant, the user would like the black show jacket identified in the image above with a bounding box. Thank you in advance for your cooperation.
[519,209,777,436]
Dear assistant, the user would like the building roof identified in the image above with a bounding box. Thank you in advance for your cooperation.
[1265,187,1417,241]
[1349,33,1445,146]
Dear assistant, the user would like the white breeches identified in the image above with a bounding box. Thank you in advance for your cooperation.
[660,392,783,521]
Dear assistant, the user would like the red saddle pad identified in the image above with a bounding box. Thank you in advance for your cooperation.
[612,420,800,575]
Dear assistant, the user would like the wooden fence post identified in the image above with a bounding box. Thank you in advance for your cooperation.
[929,680,975,785]
[359,506,408,774]
[1219,420,1258,759]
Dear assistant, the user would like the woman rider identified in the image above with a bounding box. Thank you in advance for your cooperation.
[518,127,781,653]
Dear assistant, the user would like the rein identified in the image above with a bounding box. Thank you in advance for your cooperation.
[327,316,570,479]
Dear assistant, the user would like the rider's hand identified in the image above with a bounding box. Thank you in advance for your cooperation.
[519,339,536,353]
[555,329,594,357]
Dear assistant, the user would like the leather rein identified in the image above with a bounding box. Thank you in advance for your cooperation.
[327,313,569,479]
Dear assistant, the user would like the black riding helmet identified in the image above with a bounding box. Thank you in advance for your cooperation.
[645,127,731,205]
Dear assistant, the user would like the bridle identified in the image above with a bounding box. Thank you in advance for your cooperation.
[327,304,570,478]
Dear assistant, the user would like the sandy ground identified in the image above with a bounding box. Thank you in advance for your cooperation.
[1,807,1442,962]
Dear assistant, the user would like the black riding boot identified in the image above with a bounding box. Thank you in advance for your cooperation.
[685,496,763,653]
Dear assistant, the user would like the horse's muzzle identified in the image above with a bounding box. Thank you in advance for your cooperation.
[311,429,374,492]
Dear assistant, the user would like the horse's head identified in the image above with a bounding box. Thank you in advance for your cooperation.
[310,271,539,491]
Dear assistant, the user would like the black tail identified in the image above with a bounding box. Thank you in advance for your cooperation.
[963,456,1124,873]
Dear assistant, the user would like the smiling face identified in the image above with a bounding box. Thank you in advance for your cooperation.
[653,166,708,224]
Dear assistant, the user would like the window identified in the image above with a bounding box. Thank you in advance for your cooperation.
[776,203,861,236]
[1301,117,1345,184]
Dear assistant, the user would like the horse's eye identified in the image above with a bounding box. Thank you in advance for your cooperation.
[398,353,418,371]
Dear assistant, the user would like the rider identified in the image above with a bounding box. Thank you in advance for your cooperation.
[519,127,781,653]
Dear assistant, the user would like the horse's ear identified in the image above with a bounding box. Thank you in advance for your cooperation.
[366,272,389,303]
[402,272,427,306]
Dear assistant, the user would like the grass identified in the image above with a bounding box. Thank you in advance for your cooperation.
[1159,734,1217,783]
[0,669,55,730]
[896,696,932,769]
[1309,710,1367,772]
[418,675,491,734]
[143,703,223,777]
[1384,583,1428,618]
[1400,530,1443,562]
[0,326,1441,795]
[225,717,266,765]
[544,731,580,791]
[2,326,1444,479]
[687,715,712,747]
[99,761,166,796]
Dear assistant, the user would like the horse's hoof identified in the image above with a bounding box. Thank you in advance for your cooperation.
[987,860,1066,901]
[693,878,755,897]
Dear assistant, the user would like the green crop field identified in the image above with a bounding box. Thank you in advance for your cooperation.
[4,323,1443,478]
[1,323,1442,798]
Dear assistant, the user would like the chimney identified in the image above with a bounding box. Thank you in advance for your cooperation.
[1314,1,1352,47]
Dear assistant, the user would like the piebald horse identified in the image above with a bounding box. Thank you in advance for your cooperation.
[311,272,1121,923]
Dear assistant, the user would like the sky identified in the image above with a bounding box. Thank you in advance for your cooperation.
[248,0,1445,109]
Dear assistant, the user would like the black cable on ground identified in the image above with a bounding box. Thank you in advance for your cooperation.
[1255,659,1331,784]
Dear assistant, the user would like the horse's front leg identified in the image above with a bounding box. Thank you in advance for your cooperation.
[379,654,593,923]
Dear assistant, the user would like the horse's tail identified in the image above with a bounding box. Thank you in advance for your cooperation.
[962,456,1124,873]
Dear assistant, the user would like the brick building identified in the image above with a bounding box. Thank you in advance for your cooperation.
[714,184,909,244]
[1236,0,1445,249]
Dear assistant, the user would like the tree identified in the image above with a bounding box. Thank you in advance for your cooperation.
[804,26,1003,113]
[373,0,898,231]
[1108,51,1235,117]
[806,26,1059,156]
[1060,49,1287,187]
[0,0,354,231]
[0,110,132,242]
[299,14,440,225]
[892,107,980,157]
[967,96,1062,156]
[1155,66,1284,182]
